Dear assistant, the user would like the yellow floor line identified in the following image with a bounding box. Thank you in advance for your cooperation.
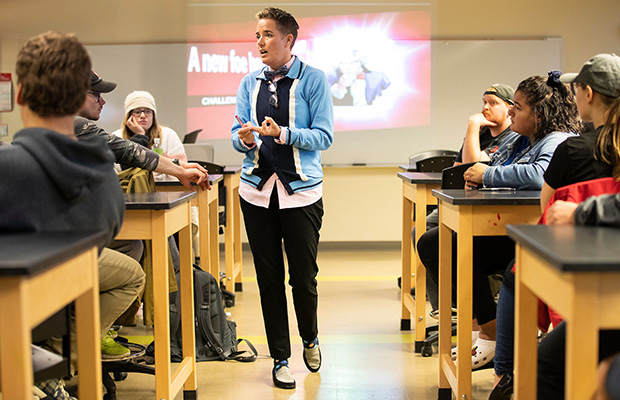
[120,333,417,346]
[242,275,399,283]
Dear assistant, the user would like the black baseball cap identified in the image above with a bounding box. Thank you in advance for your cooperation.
[90,71,117,93]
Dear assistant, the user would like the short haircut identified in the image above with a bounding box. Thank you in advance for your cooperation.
[16,31,91,117]
[256,7,299,49]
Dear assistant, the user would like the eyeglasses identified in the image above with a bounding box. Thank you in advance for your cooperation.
[88,92,102,102]
[268,81,278,108]
[570,82,580,96]
[131,108,154,116]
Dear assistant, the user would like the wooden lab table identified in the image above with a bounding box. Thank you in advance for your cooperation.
[433,189,540,400]
[0,231,105,400]
[397,172,442,352]
[116,191,198,400]
[222,166,243,292]
[508,224,620,400]
[155,174,223,279]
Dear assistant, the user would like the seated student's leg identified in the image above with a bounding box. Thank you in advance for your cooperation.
[493,261,516,381]
[538,322,568,400]
[107,239,144,263]
[471,236,516,340]
[98,248,146,335]
[417,226,458,311]
[412,209,440,310]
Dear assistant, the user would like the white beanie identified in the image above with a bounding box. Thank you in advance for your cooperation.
[124,90,157,115]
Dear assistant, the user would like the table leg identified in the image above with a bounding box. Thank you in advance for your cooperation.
[75,247,102,400]
[414,189,428,352]
[179,217,198,394]
[153,214,172,399]
[514,244,539,400]
[438,220,452,391]
[208,189,220,280]
[455,208,473,399]
[225,173,243,292]
[566,275,598,400]
[401,192,413,332]
[0,277,33,399]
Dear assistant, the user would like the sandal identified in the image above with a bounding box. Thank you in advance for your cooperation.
[471,338,495,370]
[450,331,480,361]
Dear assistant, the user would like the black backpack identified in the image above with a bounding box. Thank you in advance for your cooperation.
[169,265,257,362]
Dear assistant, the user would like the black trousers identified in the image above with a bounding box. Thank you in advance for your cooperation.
[417,226,515,325]
[537,322,620,399]
[240,189,323,360]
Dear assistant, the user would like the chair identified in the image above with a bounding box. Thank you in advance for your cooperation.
[184,143,215,164]
[408,150,458,172]
[441,161,490,189]
[182,129,202,144]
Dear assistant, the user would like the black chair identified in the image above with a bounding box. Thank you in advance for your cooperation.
[408,150,458,172]
[182,129,202,144]
[441,161,490,189]
[102,350,154,400]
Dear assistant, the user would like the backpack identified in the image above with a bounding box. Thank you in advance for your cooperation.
[169,265,257,362]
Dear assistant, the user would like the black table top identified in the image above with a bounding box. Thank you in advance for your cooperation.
[223,165,242,174]
[399,164,417,172]
[397,172,442,184]
[0,231,106,276]
[432,189,540,205]
[507,224,620,272]
[124,191,197,210]
[154,174,223,187]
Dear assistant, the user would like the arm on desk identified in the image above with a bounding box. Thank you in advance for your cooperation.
[155,158,211,190]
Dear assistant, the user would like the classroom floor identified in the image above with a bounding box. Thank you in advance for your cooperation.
[102,243,495,399]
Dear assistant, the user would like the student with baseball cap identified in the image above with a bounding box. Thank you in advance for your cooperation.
[456,83,515,164]
[74,72,211,190]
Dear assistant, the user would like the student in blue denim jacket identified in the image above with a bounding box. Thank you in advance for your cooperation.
[417,73,581,370]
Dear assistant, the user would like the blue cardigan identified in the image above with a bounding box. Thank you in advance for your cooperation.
[231,57,334,194]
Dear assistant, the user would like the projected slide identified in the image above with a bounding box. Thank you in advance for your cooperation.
[187,11,430,140]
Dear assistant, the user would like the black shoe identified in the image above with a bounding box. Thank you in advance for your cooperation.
[272,360,295,389]
[488,372,513,400]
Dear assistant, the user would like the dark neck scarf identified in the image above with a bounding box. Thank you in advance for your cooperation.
[264,65,289,81]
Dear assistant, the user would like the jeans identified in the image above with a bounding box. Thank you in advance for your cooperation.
[494,261,516,376]
[417,226,515,325]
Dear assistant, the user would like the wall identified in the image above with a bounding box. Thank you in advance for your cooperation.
[1,0,619,242]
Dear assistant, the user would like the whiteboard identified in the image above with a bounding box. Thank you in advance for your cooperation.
[87,38,561,166]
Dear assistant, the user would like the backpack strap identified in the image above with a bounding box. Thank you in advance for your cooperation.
[226,338,258,362]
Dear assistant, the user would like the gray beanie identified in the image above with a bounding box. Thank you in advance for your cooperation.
[124,90,157,115]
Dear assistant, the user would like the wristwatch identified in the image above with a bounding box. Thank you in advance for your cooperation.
[172,158,180,166]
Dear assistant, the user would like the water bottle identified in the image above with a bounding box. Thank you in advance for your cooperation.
[152,137,163,155]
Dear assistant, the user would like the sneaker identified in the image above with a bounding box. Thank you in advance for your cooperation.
[302,338,321,372]
[101,331,130,360]
[107,328,119,339]
[272,359,295,389]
